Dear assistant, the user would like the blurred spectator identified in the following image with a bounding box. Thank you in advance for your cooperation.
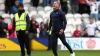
[78,0,90,14]
[70,0,79,14]
[73,26,81,37]
[0,17,8,38]
[48,0,52,6]
[7,18,16,38]
[43,0,49,7]
[39,22,48,37]
[85,19,100,37]
[19,0,23,4]
[80,19,88,37]
[4,0,13,14]
[60,0,68,14]
[29,16,39,38]
[4,0,16,14]
[8,23,16,38]
[86,0,100,21]
[31,0,39,7]
[11,0,19,14]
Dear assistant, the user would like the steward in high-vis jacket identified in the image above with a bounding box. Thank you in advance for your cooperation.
[12,4,31,56]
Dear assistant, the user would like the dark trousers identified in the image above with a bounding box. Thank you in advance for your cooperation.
[60,0,68,14]
[5,6,12,14]
[61,5,68,14]
[51,31,73,56]
[17,31,31,56]
[71,4,78,14]
[60,4,68,14]
[31,0,39,7]
[78,3,90,14]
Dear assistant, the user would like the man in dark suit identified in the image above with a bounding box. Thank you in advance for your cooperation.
[48,1,75,56]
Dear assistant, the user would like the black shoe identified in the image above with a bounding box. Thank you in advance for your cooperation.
[28,55,31,56]
[20,54,25,56]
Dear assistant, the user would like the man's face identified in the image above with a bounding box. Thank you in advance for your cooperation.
[53,2,60,10]
[15,1,19,6]
[89,19,94,24]
[31,16,35,21]
[18,6,24,11]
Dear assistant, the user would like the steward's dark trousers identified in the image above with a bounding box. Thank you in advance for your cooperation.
[51,31,73,56]
[17,31,31,56]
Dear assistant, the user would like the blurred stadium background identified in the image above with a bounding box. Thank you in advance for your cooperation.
[0,0,100,56]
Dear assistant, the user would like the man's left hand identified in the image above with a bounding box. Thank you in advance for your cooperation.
[59,29,64,35]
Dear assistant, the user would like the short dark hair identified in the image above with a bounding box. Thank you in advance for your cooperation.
[15,0,19,2]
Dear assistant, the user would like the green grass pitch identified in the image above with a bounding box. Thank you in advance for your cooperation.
[0,50,100,56]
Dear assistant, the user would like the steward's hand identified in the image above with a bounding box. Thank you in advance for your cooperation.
[25,31,28,34]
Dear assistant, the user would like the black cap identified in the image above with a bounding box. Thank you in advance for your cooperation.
[18,4,24,8]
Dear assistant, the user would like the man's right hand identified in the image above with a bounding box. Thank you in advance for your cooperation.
[25,31,28,34]
[4,29,8,32]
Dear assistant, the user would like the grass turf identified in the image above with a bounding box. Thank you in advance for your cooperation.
[0,50,100,56]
